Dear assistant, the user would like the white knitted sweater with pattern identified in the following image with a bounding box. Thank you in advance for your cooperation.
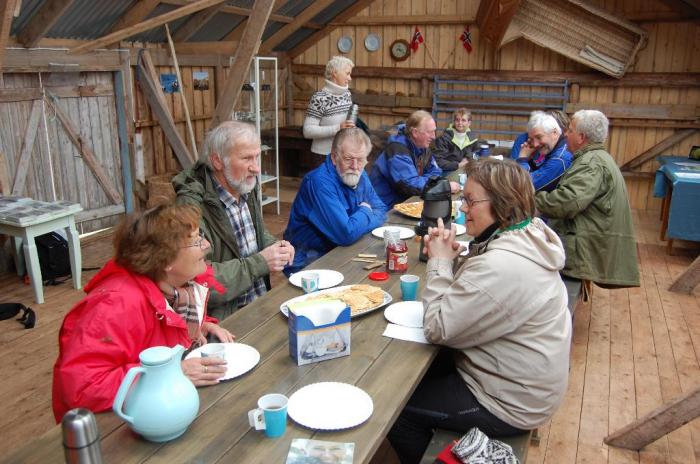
[303,79,353,155]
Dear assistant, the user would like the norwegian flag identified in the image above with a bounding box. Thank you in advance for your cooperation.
[410,26,424,52]
[460,25,473,53]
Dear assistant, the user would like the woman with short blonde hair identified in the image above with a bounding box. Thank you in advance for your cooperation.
[303,56,356,164]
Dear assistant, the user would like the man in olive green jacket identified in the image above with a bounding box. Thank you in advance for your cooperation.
[535,110,639,315]
[173,121,295,321]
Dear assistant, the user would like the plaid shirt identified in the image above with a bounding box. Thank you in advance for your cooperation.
[215,181,267,307]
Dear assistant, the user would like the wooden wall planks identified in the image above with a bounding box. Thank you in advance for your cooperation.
[292,0,700,211]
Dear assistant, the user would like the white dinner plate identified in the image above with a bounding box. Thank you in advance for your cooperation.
[384,301,424,328]
[371,226,415,240]
[457,240,470,257]
[185,343,260,381]
[289,269,344,290]
[453,224,467,236]
[280,285,392,318]
[288,382,373,430]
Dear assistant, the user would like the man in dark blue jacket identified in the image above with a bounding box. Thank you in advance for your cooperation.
[284,128,388,274]
[511,110,573,192]
[370,110,460,207]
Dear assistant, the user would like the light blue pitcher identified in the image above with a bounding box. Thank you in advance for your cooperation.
[113,345,199,442]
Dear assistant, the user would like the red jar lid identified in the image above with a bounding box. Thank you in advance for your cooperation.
[368,271,389,281]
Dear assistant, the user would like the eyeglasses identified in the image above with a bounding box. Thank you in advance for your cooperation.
[340,156,367,168]
[182,232,207,249]
[459,195,490,208]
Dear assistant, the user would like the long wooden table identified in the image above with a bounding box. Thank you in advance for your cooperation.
[5,218,437,463]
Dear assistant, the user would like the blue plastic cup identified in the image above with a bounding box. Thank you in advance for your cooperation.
[247,393,288,438]
[400,274,420,301]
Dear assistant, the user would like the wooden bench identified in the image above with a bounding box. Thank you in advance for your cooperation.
[419,428,534,464]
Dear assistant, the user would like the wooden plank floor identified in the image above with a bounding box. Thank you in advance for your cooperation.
[0,208,698,463]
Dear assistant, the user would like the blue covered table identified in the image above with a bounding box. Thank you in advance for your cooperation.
[654,156,700,253]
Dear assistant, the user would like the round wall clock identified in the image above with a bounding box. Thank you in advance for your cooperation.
[390,39,410,61]
[337,36,353,54]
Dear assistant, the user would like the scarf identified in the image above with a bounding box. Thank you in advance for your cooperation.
[165,282,202,343]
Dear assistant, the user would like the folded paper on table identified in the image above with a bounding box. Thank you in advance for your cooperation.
[382,323,429,344]
[289,299,351,366]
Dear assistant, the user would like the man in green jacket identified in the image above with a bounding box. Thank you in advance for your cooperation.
[535,110,639,315]
[173,121,295,321]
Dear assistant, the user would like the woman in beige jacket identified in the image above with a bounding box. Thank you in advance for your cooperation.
[388,159,572,463]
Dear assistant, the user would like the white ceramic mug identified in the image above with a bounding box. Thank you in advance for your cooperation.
[200,343,226,360]
[301,272,320,293]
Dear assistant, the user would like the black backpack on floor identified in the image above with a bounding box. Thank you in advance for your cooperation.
[35,232,71,285]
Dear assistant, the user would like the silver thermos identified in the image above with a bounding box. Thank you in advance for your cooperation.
[347,104,359,124]
[62,408,103,464]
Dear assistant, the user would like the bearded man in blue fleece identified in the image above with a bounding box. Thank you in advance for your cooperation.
[284,128,388,274]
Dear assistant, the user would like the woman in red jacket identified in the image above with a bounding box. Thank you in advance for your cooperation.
[52,204,234,422]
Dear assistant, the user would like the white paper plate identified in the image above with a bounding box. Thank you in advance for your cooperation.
[372,226,415,240]
[288,382,373,430]
[384,301,424,328]
[457,240,470,257]
[185,343,260,381]
[453,224,467,236]
[280,285,392,318]
[289,270,344,290]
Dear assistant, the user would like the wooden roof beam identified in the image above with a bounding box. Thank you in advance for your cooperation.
[211,0,275,128]
[162,0,292,23]
[109,0,160,32]
[288,0,376,59]
[17,0,76,48]
[331,14,475,26]
[68,0,227,55]
[476,0,522,47]
[261,0,333,53]
[0,0,19,70]
[172,4,223,41]
[657,0,700,16]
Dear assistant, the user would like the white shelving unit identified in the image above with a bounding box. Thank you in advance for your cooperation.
[232,56,279,215]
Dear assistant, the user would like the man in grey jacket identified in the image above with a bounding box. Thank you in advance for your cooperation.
[173,121,295,321]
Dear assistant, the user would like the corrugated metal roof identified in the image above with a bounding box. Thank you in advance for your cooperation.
[189,12,246,42]
[47,0,135,40]
[8,0,352,50]
[10,0,45,36]
[276,27,316,52]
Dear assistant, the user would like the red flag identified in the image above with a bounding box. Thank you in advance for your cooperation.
[460,25,473,53]
[410,26,424,52]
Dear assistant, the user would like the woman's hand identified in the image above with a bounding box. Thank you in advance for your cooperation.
[181,357,227,387]
[203,322,235,343]
[423,217,464,260]
[340,120,356,129]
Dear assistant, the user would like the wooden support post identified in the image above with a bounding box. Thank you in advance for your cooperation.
[0,0,19,71]
[165,24,198,159]
[114,70,134,214]
[136,50,195,169]
[0,149,11,195]
[285,63,294,126]
[211,0,275,128]
[605,386,700,450]
[43,94,123,204]
[669,254,700,294]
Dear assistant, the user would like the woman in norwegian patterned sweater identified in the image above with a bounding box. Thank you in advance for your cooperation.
[303,56,355,167]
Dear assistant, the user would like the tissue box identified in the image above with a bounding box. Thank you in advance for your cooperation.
[288,299,351,366]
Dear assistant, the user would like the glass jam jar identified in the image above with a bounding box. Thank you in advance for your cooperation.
[386,235,408,274]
